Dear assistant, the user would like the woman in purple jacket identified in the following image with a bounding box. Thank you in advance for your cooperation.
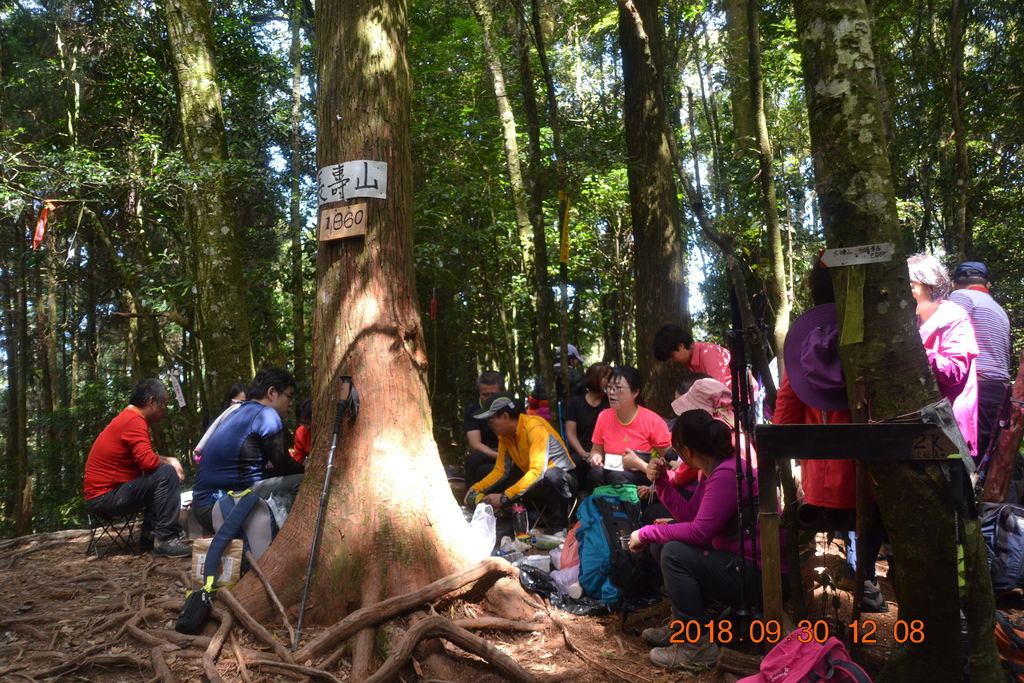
[628,409,772,672]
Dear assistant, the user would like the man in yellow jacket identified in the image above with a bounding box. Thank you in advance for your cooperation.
[465,392,577,530]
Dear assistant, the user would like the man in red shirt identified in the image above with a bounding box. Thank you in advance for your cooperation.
[653,324,733,389]
[84,379,189,557]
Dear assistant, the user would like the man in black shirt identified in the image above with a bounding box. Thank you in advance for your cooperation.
[463,371,504,490]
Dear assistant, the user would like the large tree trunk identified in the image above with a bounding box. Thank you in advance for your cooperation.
[794,0,1000,679]
[618,0,689,416]
[233,0,503,667]
[165,0,254,403]
[470,0,555,404]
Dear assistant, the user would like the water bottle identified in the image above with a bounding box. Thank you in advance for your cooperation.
[512,502,530,543]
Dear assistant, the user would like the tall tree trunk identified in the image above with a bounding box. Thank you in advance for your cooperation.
[510,0,557,410]
[165,0,254,403]
[8,221,32,535]
[620,0,776,409]
[528,0,572,402]
[618,0,689,416]
[38,241,62,520]
[724,0,754,152]
[746,0,790,366]
[470,0,555,401]
[289,0,307,385]
[948,0,970,260]
[794,1,1000,679]
[232,4,519,670]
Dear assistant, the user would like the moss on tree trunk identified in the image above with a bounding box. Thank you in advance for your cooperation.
[794,0,1000,679]
[165,0,254,403]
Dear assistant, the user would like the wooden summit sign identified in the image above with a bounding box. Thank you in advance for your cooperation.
[318,202,368,241]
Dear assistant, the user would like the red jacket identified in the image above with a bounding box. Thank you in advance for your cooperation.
[774,374,855,509]
[290,424,311,464]
[83,406,161,500]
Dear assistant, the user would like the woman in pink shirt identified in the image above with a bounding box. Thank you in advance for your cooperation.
[908,253,980,458]
[586,366,671,490]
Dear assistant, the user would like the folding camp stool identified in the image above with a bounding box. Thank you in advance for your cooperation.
[86,509,143,558]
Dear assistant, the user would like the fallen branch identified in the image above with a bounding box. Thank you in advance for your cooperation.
[219,588,295,664]
[0,529,91,551]
[150,646,175,683]
[364,615,536,683]
[244,550,296,647]
[297,557,516,663]
[251,659,344,682]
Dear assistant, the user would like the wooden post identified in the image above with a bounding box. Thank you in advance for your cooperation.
[757,459,784,627]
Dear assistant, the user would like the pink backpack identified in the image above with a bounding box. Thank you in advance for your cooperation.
[739,632,872,682]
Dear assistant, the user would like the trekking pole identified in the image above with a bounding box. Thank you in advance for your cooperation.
[294,375,356,650]
[727,290,753,626]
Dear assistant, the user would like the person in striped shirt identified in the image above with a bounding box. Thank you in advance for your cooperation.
[948,260,1012,460]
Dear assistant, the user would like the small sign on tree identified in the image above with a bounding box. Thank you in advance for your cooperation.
[318,202,368,241]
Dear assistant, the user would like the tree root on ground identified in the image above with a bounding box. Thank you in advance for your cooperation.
[364,614,537,683]
[543,601,654,683]
[220,587,296,663]
[10,557,584,682]
[244,549,296,647]
[298,555,518,663]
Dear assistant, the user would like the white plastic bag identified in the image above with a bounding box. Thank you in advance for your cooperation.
[467,503,496,560]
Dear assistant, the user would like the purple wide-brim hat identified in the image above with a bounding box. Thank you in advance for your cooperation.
[783,303,848,412]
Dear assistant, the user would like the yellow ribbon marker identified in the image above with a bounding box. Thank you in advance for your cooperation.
[839,264,866,346]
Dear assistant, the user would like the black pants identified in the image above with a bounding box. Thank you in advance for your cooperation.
[660,540,763,621]
[464,450,496,491]
[978,380,1011,461]
[585,465,648,491]
[85,464,182,542]
[480,466,577,528]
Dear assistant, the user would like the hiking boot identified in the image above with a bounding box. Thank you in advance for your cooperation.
[649,641,719,671]
[861,578,889,613]
[641,624,673,648]
[154,537,191,557]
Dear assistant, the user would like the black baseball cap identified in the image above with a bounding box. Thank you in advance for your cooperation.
[953,261,989,280]
[472,392,518,419]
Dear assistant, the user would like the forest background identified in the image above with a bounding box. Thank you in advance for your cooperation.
[1,0,1021,537]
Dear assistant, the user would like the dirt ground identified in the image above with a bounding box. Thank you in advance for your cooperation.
[0,530,899,682]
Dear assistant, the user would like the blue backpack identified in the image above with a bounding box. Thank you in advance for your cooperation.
[980,502,1024,591]
[576,495,658,608]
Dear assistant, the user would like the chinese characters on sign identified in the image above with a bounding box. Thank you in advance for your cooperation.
[820,242,894,268]
[319,203,368,241]
[316,160,387,206]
